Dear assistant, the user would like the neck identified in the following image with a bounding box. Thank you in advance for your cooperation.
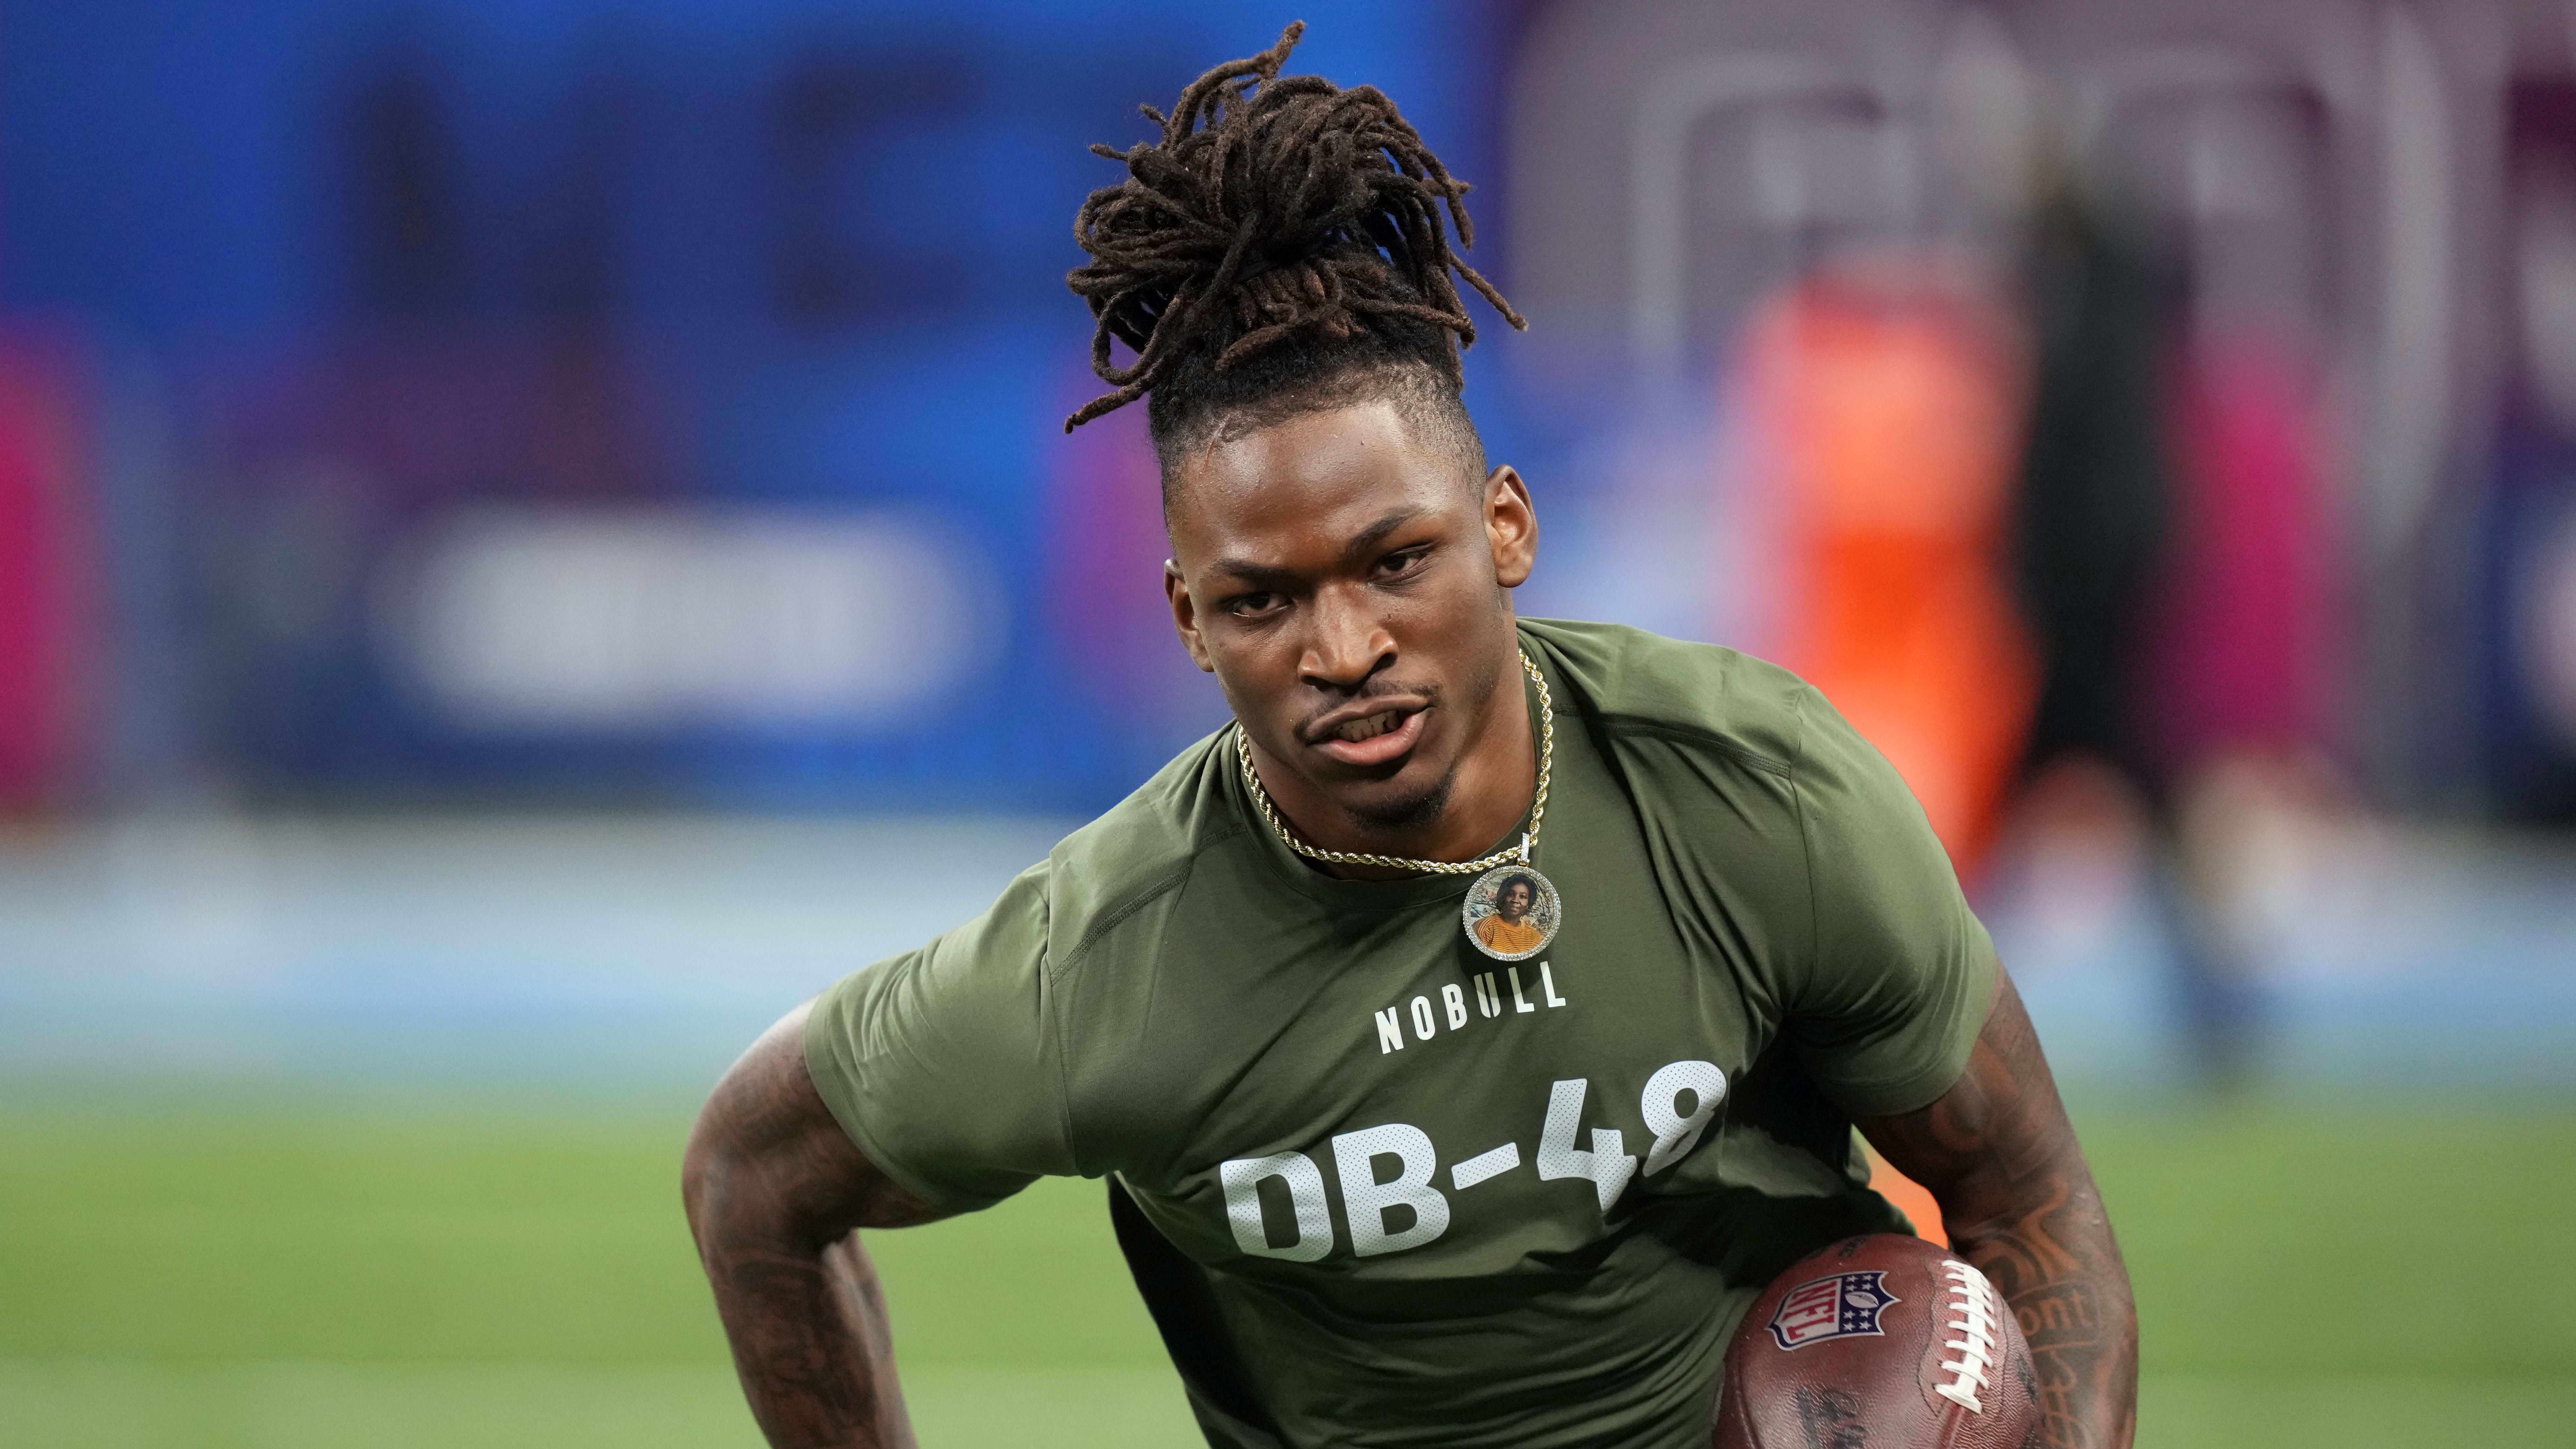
[1247,640,1536,882]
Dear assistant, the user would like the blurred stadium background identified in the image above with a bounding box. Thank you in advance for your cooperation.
[2,0,2572,1444]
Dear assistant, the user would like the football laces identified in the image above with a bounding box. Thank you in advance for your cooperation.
[1932,1259,2001,1414]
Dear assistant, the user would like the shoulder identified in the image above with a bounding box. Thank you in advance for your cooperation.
[1035,729,1253,970]
[1518,617,1813,776]
[804,731,1252,1194]
[1519,617,1927,839]
[828,729,1245,1020]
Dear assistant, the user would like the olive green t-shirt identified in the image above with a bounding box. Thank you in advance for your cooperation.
[805,619,1996,1449]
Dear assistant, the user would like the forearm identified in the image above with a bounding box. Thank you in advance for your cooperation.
[699,1218,913,1449]
[1945,1172,2137,1449]
[684,1004,944,1449]
[1857,977,2138,1449]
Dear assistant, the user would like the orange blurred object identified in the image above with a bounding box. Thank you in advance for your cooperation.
[1865,1144,1949,1249]
[1729,268,2037,876]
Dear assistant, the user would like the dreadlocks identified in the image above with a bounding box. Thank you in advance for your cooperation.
[1064,21,1523,471]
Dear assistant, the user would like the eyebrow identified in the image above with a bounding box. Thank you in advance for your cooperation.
[1208,559,1301,592]
[1207,507,1430,590]
[1342,507,1426,564]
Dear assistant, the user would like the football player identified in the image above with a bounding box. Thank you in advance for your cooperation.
[684,26,2136,1449]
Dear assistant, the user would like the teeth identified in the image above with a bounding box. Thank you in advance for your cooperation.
[1337,711,1400,743]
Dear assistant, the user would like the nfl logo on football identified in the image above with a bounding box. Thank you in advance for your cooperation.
[1765,1271,1899,1351]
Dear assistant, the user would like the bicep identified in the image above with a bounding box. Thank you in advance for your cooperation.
[685,1002,948,1245]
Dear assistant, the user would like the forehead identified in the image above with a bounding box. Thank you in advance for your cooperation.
[1164,401,1468,562]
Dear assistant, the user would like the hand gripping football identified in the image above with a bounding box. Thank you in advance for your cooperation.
[1713,1234,2039,1449]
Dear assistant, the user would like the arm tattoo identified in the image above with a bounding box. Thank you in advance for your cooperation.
[1857,975,2139,1449]
[684,1004,948,1449]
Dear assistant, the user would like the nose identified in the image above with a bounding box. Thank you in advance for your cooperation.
[1299,582,1395,693]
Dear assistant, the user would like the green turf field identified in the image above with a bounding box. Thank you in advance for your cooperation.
[0,1107,2568,1447]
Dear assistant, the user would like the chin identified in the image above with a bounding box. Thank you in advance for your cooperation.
[1339,766,1454,834]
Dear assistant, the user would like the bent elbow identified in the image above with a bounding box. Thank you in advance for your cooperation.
[681,1091,759,1247]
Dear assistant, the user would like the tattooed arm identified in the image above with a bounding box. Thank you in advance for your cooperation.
[1855,972,2139,1449]
[683,1004,949,1449]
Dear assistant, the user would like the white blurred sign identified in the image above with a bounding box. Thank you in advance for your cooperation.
[386,507,996,732]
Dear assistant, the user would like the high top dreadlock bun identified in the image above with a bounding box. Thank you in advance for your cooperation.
[1064,21,1524,459]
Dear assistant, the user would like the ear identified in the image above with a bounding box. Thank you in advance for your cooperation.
[1166,560,1215,672]
[1483,465,1537,589]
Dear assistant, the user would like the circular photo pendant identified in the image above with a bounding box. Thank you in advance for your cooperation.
[1462,862,1562,961]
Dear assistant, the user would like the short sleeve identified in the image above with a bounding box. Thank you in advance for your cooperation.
[803,863,1079,1213]
[1785,687,2000,1117]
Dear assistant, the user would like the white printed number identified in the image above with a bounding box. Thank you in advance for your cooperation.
[1214,1058,1725,1262]
[1536,1078,1636,1212]
[1638,1059,1726,1175]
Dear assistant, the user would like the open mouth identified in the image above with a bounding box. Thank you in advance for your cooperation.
[1333,710,1409,743]
[1312,705,1427,768]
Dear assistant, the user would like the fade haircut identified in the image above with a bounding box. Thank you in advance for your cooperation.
[1062,22,1523,493]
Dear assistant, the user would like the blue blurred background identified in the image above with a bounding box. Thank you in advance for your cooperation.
[1,2,2571,1446]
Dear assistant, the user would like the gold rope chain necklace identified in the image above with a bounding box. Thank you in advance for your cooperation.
[1235,650,1553,876]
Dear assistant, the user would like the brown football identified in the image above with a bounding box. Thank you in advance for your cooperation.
[1713,1233,2040,1449]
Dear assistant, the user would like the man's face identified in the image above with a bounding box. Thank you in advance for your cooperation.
[1163,400,1537,836]
[1498,880,1534,921]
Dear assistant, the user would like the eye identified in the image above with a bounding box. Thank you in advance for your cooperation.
[1222,591,1283,619]
[1374,545,1432,580]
